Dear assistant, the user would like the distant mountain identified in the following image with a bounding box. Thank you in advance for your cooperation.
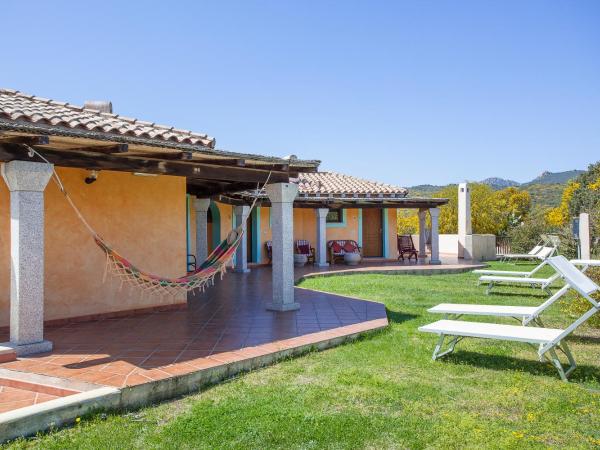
[407,184,448,197]
[480,177,520,189]
[406,169,584,209]
[523,170,585,186]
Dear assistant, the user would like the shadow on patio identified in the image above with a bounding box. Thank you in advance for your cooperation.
[0,266,389,390]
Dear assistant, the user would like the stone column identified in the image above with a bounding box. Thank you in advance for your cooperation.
[580,212,591,260]
[1,161,54,355]
[429,207,442,265]
[418,208,427,260]
[193,198,211,264]
[315,208,329,267]
[458,182,472,259]
[233,205,251,273]
[265,182,299,311]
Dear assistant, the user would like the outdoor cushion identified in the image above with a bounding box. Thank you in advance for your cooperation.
[343,242,357,253]
[332,242,343,254]
[297,243,311,255]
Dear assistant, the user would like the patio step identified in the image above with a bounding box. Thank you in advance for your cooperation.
[0,347,16,364]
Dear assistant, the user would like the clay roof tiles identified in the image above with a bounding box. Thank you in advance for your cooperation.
[297,172,407,197]
[0,88,215,148]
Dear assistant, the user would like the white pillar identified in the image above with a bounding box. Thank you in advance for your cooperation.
[265,182,299,311]
[580,212,591,260]
[418,208,427,259]
[233,205,251,273]
[1,161,54,355]
[315,208,329,267]
[193,198,211,264]
[429,207,441,265]
[458,182,472,259]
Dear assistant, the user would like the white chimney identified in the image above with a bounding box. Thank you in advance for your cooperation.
[84,100,113,114]
[458,182,472,258]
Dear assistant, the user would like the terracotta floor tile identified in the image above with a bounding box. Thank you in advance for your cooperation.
[123,372,153,386]
[0,266,393,392]
[0,400,33,413]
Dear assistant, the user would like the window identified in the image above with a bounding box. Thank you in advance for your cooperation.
[326,209,344,224]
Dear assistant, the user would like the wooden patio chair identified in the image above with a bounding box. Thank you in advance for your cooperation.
[295,240,315,264]
[397,235,418,261]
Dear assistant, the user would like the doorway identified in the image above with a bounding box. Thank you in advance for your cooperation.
[362,209,383,257]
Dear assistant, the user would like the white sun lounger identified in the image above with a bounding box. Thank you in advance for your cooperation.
[474,259,549,277]
[498,244,542,261]
[499,245,556,263]
[478,272,560,294]
[476,257,597,294]
[419,256,600,380]
[473,258,598,278]
[428,284,571,326]
[571,259,600,272]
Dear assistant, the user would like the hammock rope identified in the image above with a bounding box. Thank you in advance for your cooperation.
[25,145,270,296]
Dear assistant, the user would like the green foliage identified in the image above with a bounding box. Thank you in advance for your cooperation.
[433,183,531,235]
[568,161,600,217]
[523,183,565,209]
[396,210,418,234]
[563,267,600,329]
[506,212,552,253]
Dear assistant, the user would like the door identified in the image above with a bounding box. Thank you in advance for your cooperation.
[362,209,383,257]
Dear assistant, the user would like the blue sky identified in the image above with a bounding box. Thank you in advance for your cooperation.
[2,1,599,186]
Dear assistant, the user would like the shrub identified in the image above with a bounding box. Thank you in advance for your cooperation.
[562,267,600,329]
[506,213,552,253]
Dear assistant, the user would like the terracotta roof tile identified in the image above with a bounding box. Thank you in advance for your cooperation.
[0,89,216,148]
[296,172,407,197]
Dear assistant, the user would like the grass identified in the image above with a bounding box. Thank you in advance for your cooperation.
[6,262,600,449]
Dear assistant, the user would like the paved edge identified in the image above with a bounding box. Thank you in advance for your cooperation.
[296,264,486,283]
[0,387,120,443]
[0,317,388,443]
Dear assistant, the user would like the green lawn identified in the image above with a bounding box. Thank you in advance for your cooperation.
[7,262,600,449]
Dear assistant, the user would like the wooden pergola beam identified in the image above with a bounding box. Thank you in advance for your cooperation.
[0,144,289,184]
[128,151,193,160]
[188,181,259,197]
[65,144,129,154]
[0,135,50,145]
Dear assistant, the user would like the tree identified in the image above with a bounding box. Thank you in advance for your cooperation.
[545,180,581,227]
[432,183,531,235]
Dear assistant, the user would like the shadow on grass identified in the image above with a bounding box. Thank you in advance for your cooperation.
[444,350,600,383]
[385,308,418,324]
[487,290,549,299]
[570,333,600,345]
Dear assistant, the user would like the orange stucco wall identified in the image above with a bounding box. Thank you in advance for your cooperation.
[386,208,399,258]
[0,167,187,327]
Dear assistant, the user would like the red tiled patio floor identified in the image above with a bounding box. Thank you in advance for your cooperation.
[0,385,59,413]
[0,266,390,390]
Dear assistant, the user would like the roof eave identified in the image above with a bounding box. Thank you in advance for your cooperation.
[0,119,320,168]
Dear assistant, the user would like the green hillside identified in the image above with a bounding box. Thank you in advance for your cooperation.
[406,169,583,209]
[523,170,584,186]
[522,183,565,209]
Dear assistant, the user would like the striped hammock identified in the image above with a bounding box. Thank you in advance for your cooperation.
[95,227,244,297]
[26,145,265,298]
